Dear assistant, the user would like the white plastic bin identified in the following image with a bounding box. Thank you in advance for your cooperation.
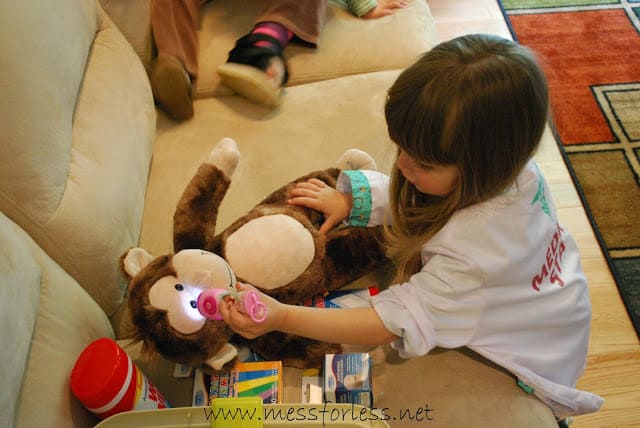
[95,403,391,427]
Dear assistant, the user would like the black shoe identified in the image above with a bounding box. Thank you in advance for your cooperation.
[150,55,194,121]
[217,33,289,108]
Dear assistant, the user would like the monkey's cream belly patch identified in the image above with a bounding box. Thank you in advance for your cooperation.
[225,214,315,289]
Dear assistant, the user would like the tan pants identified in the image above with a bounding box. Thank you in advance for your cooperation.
[151,0,328,80]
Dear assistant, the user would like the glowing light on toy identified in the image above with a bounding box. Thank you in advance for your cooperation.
[197,288,267,323]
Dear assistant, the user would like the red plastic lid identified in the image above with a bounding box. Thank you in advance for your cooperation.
[70,338,129,409]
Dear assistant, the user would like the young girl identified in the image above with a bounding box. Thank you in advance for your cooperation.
[220,33,603,420]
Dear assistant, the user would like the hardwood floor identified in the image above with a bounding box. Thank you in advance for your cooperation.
[427,1,640,426]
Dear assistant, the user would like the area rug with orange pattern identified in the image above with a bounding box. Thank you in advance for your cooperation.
[497,0,640,337]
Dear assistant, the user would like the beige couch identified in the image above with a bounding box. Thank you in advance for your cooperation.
[0,0,557,426]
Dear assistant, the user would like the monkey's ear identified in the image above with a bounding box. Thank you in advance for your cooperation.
[121,248,155,280]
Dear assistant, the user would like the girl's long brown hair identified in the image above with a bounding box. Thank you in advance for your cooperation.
[383,34,549,282]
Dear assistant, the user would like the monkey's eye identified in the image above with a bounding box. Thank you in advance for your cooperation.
[190,300,197,309]
[175,284,184,291]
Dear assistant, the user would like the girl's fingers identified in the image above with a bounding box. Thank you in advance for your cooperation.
[236,282,255,291]
[288,196,321,210]
[306,178,327,187]
[293,181,324,192]
[293,182,316,190]
[318,221,334,235]
[289,187,320,199]
[221,304,255,335]
[219,298,232,321]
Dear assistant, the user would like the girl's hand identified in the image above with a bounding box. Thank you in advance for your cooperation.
[287,178,352,234]
[361,0,408,19]
[219,283,285,339]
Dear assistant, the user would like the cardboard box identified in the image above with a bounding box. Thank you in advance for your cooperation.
[304,287,379,309]
[323,353,373,407]
[192,361,283,406]
[301,368,323,404]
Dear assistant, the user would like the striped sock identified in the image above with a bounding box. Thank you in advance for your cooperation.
[251,21,293,49]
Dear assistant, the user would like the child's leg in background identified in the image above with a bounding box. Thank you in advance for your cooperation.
[218,0,327,108]
[251,22,293,49]
[151,0,203,80]
[149,0,205,120]
[256,0,328,46]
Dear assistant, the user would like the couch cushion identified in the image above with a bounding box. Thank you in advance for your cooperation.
[280,346,557,427]
[0,212,114,428]
[0,0,155,315]
[371,347,556,427]
[141,70,401,256]
[0,216,40,428]
[194,0,439,98]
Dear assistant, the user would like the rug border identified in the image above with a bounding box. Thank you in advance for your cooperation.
[495,0,640,339]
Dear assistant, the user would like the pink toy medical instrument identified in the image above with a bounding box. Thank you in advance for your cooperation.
[197,288,267,323]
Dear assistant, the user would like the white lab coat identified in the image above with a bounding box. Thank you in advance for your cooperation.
[337,160,604,418]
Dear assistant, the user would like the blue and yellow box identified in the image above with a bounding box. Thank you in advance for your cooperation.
[203,361,282,405]
[323,353,373,407]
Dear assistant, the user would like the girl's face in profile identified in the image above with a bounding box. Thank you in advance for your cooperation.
[396,149,459,197]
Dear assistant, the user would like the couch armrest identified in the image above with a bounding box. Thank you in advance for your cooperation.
[0,212,114,428]
[0,0,155,316]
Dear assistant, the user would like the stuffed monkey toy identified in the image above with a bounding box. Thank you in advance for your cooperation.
[121,138,388,372]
